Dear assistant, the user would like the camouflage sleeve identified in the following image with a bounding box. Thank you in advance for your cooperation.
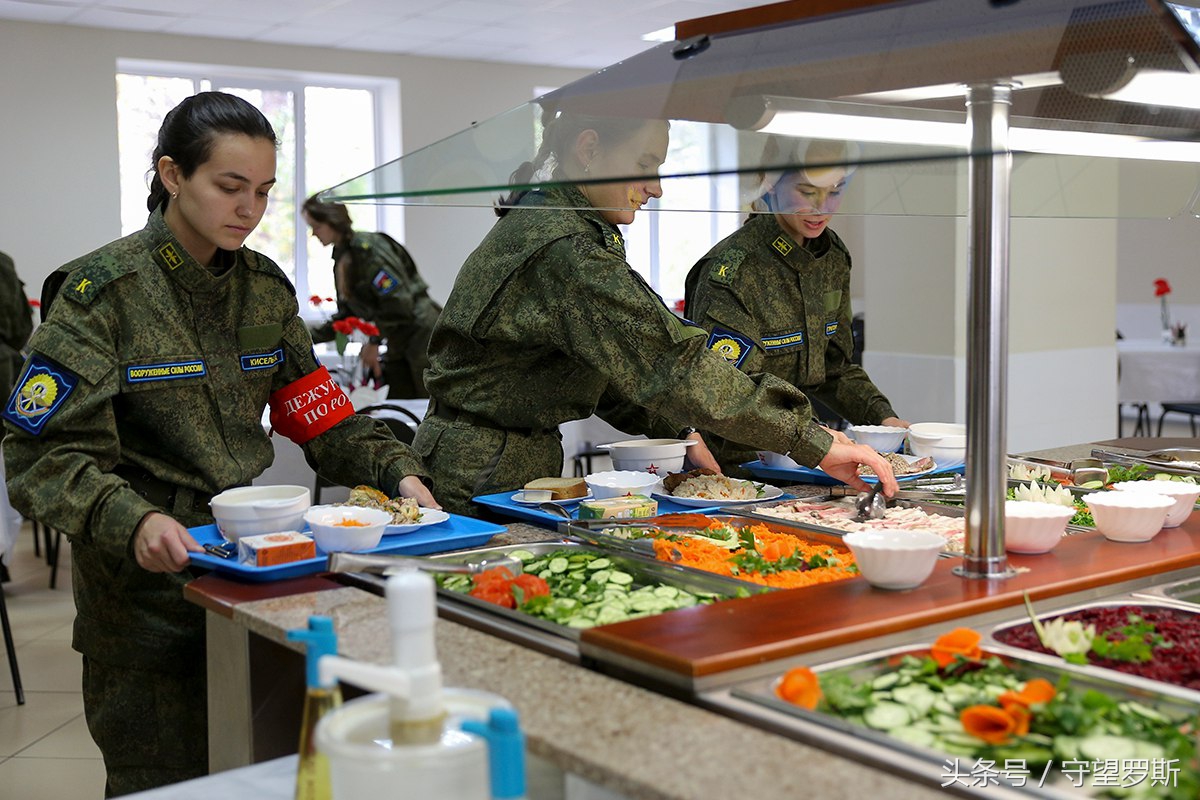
[0,254,33,355]
[272,313,427,491]
[592,385,685,441]
[808,284,897,425]
[685,275,772,377]
[349,240,419,330]
[2,307,158,558]
[542,238,833,466]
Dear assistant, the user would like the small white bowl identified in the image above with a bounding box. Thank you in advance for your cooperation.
[1004,500,1074,554]
[210,485,311,542]
[585,470,660,500]
[303,505,391,552]
[848,425,908,453]
[1083,491,1174,543]
[598,438,696,474]
[757,451,800,469]
[843,529,945,590]
[1110,481,1200,528]
[907,422,967,465]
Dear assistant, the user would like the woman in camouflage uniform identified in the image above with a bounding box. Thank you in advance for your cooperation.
[302,196,441,398]
[2,92,436,797]
[685,138,910,475]
[413,111,897,516]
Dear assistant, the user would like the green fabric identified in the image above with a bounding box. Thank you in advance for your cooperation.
[417,185,828,514]
[3,208,426,666]
[0,250,33,396]
[684,213,898,472]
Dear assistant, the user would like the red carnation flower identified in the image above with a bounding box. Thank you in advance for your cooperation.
[28,298,40,307]
[1154,278,1172,297]
[356,320,381,337]
[309,294,323,306]
[332,318,355,335]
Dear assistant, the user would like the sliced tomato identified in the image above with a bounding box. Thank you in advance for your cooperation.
[511,573,550,599]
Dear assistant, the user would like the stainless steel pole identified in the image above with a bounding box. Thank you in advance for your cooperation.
[957,83,1016,580]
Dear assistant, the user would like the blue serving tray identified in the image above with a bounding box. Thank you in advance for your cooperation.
[187,513,505,583]
[472,490,725,527]
[740,459,966,487]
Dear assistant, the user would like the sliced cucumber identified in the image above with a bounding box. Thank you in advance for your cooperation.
[863,701,910,730]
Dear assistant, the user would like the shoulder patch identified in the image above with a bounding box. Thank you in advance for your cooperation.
[707,249,746,286]
[3,354,80,435]
[371,269,399,295]
[61,264,131,306]
[705,327,755,368]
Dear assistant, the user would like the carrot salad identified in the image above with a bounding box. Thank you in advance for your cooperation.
[651,522,858,589]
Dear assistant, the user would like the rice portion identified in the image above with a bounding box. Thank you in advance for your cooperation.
[671,474,759,501]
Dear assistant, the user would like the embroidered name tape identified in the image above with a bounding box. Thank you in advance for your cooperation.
[706,327,754,368]
[240,348,284,371]
[762,330,805,350]
[126,360,207,383]
[3,355,79,436]
[372,269,398,295]
[268,366,353,445]
[825,321,839,336]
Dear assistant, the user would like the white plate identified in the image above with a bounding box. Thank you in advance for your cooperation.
[384,508,450,535]
[855,454,940,484]
[510,490,592,506]
[653,484,784,507]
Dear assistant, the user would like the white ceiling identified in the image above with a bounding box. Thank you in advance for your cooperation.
[0,0,769,69]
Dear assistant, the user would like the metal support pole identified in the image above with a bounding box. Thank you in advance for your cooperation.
[956,83,1016,581]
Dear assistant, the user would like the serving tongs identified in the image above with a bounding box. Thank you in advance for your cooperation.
[326,551,523,577]
[1008,454,1108,486]
[1091,447,1200,478]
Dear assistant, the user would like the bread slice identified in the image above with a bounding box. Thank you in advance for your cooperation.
[523,477,588,500]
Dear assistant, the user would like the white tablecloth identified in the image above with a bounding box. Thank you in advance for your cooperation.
[1118,339,1200,404]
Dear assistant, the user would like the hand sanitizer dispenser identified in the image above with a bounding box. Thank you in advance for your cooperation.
[314,569,526,799]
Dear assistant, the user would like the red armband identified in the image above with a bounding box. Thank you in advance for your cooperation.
[268,366,354,445]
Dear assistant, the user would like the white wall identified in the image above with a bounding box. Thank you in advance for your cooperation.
[0,20,587,304]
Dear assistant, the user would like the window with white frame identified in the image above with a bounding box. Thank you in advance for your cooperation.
[115,61,399,314]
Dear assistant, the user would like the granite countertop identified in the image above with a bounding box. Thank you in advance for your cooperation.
[227,517,944,800]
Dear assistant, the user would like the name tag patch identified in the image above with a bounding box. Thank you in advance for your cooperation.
[126,360,207,383]
[268,366,354,445]
[825,321,839,336]
[3,355,80,436]
[372,269,398,295]
[240,348,284,371]
[705,327,754,368]
[762,330,805,350]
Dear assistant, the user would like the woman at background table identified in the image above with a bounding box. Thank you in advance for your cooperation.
[412,110,898,516]
[685,137,909,476]
[2,92,435,797]
[302,196,441,398]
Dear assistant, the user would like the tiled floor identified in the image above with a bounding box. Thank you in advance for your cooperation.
[0,521,107,799]
[0,414,1192,800]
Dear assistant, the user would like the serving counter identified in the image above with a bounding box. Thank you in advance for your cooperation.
[185,439,1200,799]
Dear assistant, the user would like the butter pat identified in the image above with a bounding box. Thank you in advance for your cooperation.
[237,531,316,566]
[577,494,658,520]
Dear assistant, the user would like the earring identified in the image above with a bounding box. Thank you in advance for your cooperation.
[171,192,178,199]
[584,162,591,175]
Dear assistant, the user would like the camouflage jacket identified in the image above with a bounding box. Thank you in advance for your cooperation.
[2,209,425,668]
[313,231,440,347]
[416,185,831,510]
[684,213,898,471]
[0,250,33,396]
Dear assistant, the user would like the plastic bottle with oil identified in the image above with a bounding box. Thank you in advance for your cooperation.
[288,616,342,800]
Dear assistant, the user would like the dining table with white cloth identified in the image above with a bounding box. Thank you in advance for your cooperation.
[1117,338,1200,404]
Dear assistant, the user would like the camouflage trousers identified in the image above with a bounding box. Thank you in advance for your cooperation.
[82,655,208,797]
[413,416,563,516]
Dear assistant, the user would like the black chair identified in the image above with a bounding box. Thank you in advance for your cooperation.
[571,443,608,477]
[1,583,24,704]
[313,404,423,503]
[1157,403,1200,436]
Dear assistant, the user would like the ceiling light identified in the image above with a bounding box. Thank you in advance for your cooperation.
[1103,69,1200,110]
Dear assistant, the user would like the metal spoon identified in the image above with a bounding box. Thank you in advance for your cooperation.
[538,501,574,520]
[327,551,523,576]
[854,483,887,521]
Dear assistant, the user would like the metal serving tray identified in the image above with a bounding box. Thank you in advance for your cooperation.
[714,641,1200,799]
[987,597,1200,701]
[1133,575,1200,609]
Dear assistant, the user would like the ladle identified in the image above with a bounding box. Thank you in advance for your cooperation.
[538,502,574,520]
[854,483,887,521]
[327,551,523,577]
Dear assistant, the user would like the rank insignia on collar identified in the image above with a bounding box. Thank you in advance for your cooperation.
[157,242,185,270]
[372,269,398,295]
[705,327,754,368]
[771,236,794,256]
[3,355,79,436]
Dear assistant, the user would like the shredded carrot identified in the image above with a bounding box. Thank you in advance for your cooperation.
[930,627,983,667]
[651,524,857,590]
[961,704,1020,744]
[998,677,1056,709]
[776,666,822,709]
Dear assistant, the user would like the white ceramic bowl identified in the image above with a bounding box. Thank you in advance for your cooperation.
[584,470,660,500]
[757,451,800,469]
[907,422,967,465]
[210,484,311,542]
[1004,500,1074,554]
[597,438,696,474]
[1083,491,1174,543]
[1110,480,1200,528]
[847,424,908,453]
[303,505,391,552]
[843,529,945,590]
